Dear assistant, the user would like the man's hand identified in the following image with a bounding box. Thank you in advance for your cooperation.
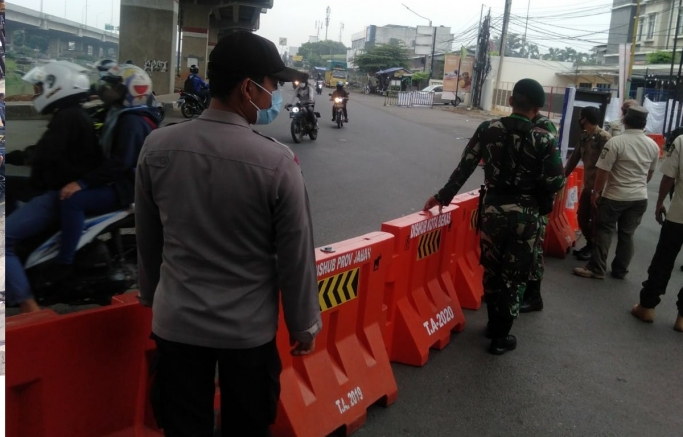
[656,203,667,225]
[423,196,443,213]
[591,191,601,209]
[290,339,315,356]
[60,181,83,200]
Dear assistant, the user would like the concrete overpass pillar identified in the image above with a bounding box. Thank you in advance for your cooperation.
[119,0,178,95]
[179,3,211,80]
[47,37,62,58]
[206,15,220,61]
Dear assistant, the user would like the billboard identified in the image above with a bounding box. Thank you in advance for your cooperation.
[443,54,474,93]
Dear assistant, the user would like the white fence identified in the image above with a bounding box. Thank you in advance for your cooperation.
[385,91,434,108]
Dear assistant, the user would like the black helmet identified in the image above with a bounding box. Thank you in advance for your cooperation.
[336,81,344,90]
[125,60,134,65]
[190,64,199,74]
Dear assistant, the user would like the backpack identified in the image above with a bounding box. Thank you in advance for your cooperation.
[184,75,196,94]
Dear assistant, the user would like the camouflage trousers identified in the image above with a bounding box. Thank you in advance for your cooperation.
[529,215,548,282]
[479,203,541,320]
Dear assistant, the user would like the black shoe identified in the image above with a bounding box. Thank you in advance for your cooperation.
[489,335,517,355]
[344,118,349,123]
[574,245,592,261]
[520,298,544,313]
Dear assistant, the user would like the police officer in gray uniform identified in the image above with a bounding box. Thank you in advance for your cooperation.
[136,31,322,437]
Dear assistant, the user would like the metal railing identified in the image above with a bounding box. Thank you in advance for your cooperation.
[384,91,434,108]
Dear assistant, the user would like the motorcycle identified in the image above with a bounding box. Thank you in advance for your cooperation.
[286,102,320,143]
[178,90,207,119]
[16,207,138,306]
[330,95,349,129]
[148,91,165,123]
[316,80,324,95]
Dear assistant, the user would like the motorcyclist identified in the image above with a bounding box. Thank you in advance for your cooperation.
[184,64,210,107]
[42,64,159,286]
[5,60,105,313]
[291,80,318,130]
[89,58,117,98]
[330,81,349,123]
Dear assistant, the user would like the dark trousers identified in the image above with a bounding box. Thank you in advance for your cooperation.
[640,220,683,316]
[577,188,595,246]
[587,198,648,276]
[151,335,282,437]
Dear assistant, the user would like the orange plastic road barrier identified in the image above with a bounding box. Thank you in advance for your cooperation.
[380,207,466,367]
[564,173,580,233]
[6,293,163,437]
[543,179,577,258]
[449,191,485,310]
[647,133,666,158]
[272,232,398,437]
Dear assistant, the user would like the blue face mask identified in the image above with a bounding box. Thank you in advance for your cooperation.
[250,80,282,125]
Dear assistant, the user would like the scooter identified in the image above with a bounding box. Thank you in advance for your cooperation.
[16,207,138,306]
[316,80,324,95]
[178,90,207,119]
[286,102,320,143]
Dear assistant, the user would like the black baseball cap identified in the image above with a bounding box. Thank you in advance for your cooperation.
[208,31,306,83]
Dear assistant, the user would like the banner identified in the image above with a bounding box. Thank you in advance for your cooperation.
[443,54,474,93]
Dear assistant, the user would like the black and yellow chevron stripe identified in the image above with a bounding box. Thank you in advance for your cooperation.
[417,229,441,260]
[318,268,359,312]
[470,209,479,230]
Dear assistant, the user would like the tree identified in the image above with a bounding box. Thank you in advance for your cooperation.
[353,41,412,73]
[300,40,347,67]
[647,51,673,64]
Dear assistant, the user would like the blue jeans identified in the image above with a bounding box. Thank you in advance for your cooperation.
[5,187,119,305]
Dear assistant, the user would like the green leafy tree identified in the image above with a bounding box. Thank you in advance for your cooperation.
[353,41,412,73]
[300,40,347,67]
[647,51,673,64]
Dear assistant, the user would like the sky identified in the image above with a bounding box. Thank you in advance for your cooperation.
[20,0,614,54]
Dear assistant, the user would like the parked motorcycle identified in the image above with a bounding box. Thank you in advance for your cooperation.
[330,95,349,129]
[316,80,324,95]
[178,90,207,118]
[286,102,320,143]
[16,207,138,306]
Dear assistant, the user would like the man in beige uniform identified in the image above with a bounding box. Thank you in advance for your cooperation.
[136,32,322,436]
[574,106,660,280]
[606,99,638,137]
[564,106,612,260]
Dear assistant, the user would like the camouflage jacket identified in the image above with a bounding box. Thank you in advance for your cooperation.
[565,126,611,189]
[532,114,558,136]
[438,114,566,206]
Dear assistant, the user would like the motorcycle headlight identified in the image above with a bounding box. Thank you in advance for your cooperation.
[335,98,342,103]
[292,107,300,113]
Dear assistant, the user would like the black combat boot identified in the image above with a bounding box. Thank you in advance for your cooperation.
[488,319,516,355]
[520,280,543,313]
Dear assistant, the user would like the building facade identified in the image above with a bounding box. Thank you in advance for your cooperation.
[605,0,683,65]
[347,24,453,69]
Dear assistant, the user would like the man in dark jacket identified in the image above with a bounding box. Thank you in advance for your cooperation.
[6,61,104,313]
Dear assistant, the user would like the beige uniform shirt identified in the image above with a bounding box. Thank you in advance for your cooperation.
[136,109,322,349]
[566,127,612,189]
[596,129,660,201]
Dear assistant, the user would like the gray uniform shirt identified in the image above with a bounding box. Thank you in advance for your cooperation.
[136,109,322,349]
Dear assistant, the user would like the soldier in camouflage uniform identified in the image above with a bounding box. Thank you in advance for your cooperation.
[424,79,566,355]
[519,114,559,313]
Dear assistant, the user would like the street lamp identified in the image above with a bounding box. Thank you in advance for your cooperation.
[402,3,437,78]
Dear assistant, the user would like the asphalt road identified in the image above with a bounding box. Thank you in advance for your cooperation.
[9,91,683,436]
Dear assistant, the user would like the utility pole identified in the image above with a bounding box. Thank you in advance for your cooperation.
[325,7,331,41]
[665,0,683,135]
[401,4,436,78]
[339,22,344,43]
[626,0,641,98]
[471,5,486,109]
[522,0,531,58]
[494,0,512,100]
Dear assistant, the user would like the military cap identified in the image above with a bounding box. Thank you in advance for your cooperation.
[513,78,546,108]
[625,105,648,123]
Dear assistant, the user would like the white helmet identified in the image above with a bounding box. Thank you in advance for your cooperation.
[99,64,153,108]
[22,61,90,114]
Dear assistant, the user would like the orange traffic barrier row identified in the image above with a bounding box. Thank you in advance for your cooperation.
[273,232,398,437]
[381,207,466,367]
[449,191,485,310]
[564,173,580,234]
[543,176,577,258]
[647,133,666,158]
